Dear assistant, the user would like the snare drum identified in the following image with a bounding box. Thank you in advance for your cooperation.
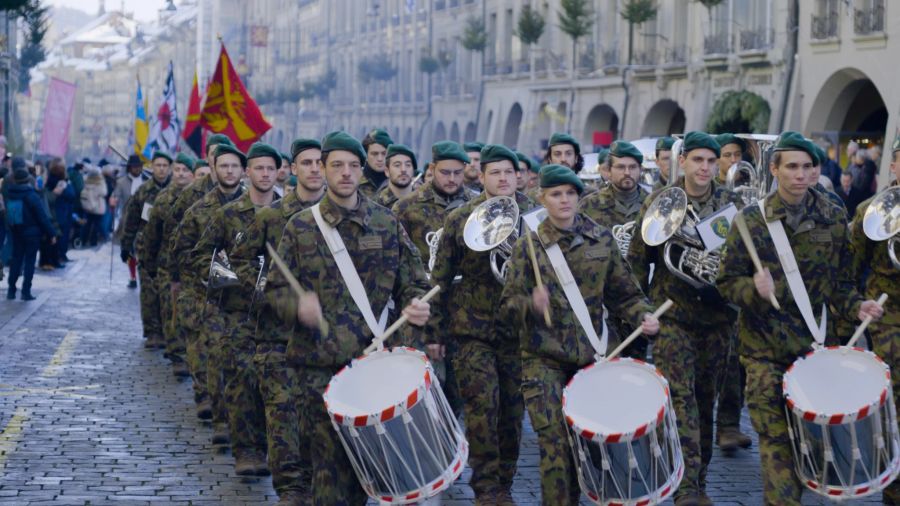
[562,357,684,505]
[323,347,468,505]
[783,346,900,499]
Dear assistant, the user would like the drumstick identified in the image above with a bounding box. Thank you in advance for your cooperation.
[363,285,442,354]
[606,299,674,360]
[525,230,552,327]
[846,293,888,348]
[265,242,329,336]
[734,213,781,310]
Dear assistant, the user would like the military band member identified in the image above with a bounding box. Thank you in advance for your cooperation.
[275,151,291,198]
[429,144,526,505]
[627,131,743,505]
[714,133,747,185]
[653,136,675,190]
[123,150,172,350]
[543,133,584,173]
[375,144,416,209]
[358,128,393,198]
[501,165,659,505]
[579,140,649,229]
[717,131,883,505]
[266,131,430,504]
[463,141,485,193]
[517,151,540,199]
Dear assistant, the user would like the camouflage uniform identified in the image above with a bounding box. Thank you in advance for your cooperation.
[266,192,429,505]
[717,189,864,505]
[626,177,743,499]
[500,214,652,505]
[429,192,534,499]
[357,170,386,199]
[123,177,169,346]
[374,185,403,209]
[464,179,484,193]
[190,191,268,464]
[849,184,900,504]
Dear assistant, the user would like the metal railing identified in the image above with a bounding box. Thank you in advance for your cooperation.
[854,1,885,34]
[811,11,839,39]
[704,32,731,55]
[740,27,772,51]
[663,45,688,65]
[632,50,658,66]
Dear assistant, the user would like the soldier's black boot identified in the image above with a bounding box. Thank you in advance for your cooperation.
[21,291,36,301]
[6,286,15,300]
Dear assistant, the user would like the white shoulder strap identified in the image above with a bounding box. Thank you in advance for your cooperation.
[310,203,390,338]
[542,239,609,360]
[757,199,827,345]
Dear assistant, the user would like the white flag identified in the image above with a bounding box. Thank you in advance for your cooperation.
[147,61,181,154]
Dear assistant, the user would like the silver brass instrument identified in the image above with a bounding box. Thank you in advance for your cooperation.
[425,228,443,276]
[463,195,520,282]
[726,134,779,206]
[641,187,721,288]
[611,221,635,257]
[862,186,900,269]
[207,248,239,290]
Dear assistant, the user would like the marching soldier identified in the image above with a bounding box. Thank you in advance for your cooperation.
[463,141,484,193]
[501,165,659,505]
[717,131,883,505]
[429,144,527,505]
[714,133,747,185]
[517,151,540,199]
[375,144,416,208]
[542,133,584,173]
[122,150,172,350]
[358,128,393,198]
[275,151,291,198]
[266,131,431,504]
[653,136,676,190]
[627,131,743,505]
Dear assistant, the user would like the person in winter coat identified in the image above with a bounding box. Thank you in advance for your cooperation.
[6,159,58,300]
[79,167,108,247]
[45,158,76,262]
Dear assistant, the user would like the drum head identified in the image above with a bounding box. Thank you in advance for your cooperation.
[325,349,427,419]
[784,348,888,416]
[565,360,668,436]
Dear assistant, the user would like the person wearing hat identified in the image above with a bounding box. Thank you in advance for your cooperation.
[122,150,172,351]
[580,140,650,232]
[714,133,747,185]
[628,131,744,505]
[111,154,149,287]
[78,166,109,248]
[265,130,430,504]
[376,144,417,208]
[543,132,584,173]
[429,143,534,505]
[462,141,485,193]
[500,165,659,504]
[357,128,394,199]
[274,151,291,198]
[517,151,540,199]
[140,152,197,378]
[5,157,58,300]
[718,131,884,505]
[653,136,676,190]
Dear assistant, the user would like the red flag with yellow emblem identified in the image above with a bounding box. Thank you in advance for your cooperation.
[200,42,271,151]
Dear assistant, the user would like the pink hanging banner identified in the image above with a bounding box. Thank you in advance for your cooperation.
[38,78,77,157]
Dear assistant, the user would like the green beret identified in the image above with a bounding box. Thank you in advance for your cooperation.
[322,131,366,163]
[516,151,539,173]
[247,142,281,165]
[596,148,610,164]
[432,141,470,164]
[280,152,291,163]
[463,142,484,153]
[812,144,827,167]
[386,144,418,170]
[207,133,234,148]
[151,150,173,164]
[540,164,584,194]
[655,136,675,153]
[366,128,394,149]
[714,133,747,152]
[480,144,520,170]
[548,132,581,154]
[290,138,322,160]
[891,135,900,154]
[288,175,297,187]
[773,131,816,164]
[214,143,247,167]
[175,152,195,171]
[608,140,643,165]
[194,159,209,171]
[682,131,721,158]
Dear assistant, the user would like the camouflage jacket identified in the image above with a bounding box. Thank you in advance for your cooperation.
[578,184,650,229]
[164,174,217,279]
[169,185,244,290]
[626,177,743,326]
[849,182,899,326]
[122,177,168,255]
[391,181,477,259]
[501,214,651,368]
[717,190,864,366]
[464,180,483,194]
[375,185,404,209]
[358,171,387,200]
[513,190,537,214]
[266,192,429,369]
[139,183,189,278]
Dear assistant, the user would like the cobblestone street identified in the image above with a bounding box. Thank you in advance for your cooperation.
[0,246,887,505]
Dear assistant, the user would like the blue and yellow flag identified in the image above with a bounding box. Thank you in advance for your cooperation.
[133,78,151,161]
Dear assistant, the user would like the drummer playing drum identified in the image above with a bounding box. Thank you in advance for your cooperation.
[500,164,660,505]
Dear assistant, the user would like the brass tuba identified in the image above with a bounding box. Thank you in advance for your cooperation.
[726,134,779,206]
[862,186,900,270]
[207,248,239,289]
[640,187,721,288]
[463,195,520,282]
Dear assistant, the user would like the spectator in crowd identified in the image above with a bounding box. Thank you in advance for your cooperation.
[111,155,148,288]
[820,144,843,190]
[840,149,877,216]
[79,166,108,248]
[45,158,77,263]
[99,160,116,240]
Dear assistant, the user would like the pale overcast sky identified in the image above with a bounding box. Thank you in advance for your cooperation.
[47,0,168,22]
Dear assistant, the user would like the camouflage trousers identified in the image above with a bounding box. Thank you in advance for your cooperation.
[870,321,900,504]
[220,313,267,460]
[158,273,183,361]
[255,344,311,500]
[454,338,524,497]
[716,331,745,430]
[741,357,803,505]
[652,319,730,498]
[298,366,369,506]
[177,289,208,404]
[521,357,582,506]
[202,306,229,428]
[137,266,163,342]
[431,342,463,417]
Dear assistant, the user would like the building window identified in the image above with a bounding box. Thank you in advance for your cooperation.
[854,0,884,35]
[703,0,732,55]
[811,0,839,39]
[735,0,772,51]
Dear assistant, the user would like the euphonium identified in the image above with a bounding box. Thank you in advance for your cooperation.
[425,228,443,278]
[207,248,239,290]
[611,221,635,257]
[725,134,779,206]
[862,186,900,270]
[463,195,520,282]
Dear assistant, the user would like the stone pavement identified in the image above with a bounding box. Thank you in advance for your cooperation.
[0,245,888,505]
